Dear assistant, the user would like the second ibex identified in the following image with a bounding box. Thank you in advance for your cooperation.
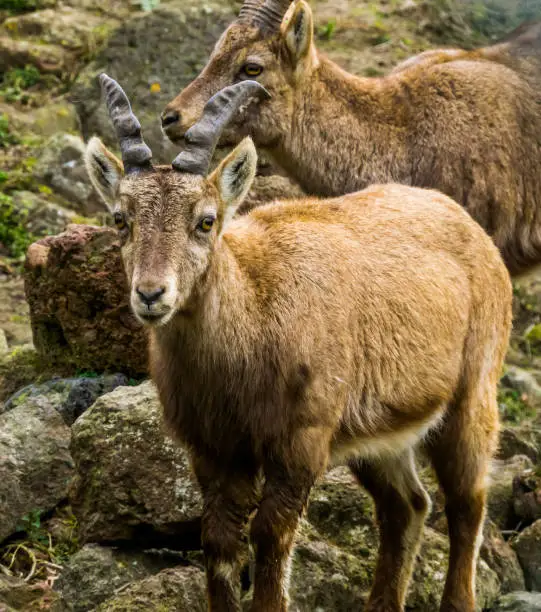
[163,0,541,275]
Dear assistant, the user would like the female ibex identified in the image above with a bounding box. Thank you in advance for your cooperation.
[162,0,541,275]
[86,75,512,612]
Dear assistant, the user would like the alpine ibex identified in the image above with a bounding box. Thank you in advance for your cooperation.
[162,0,541,276]
[86,76,512,612]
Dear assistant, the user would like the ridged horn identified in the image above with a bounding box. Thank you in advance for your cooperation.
[238,0,264,24]
[172,80,270,176]
[99,73,153,174]
[253,0,292,32]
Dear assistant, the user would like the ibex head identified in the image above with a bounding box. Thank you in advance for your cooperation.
[162,0,316,147]
[85,75,267,326]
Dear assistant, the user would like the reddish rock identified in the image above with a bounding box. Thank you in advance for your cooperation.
[24,224,147,376]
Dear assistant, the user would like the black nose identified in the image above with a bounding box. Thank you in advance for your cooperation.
[136,286,166,306]
[161,109,180,128]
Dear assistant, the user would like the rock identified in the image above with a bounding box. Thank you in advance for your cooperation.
[512,470,541,524]
[288,523,371,610]
[0,329,8,357]
[498,426,539,463]
[24,225,147,376]
[492,591,541,611]
[0,346,43,406]
[95,566,207,612]
[301,468,499,611]
[0,394,74,543]
[512,519,541,591]
[0,574,59,611]
[64,0,135,18]
[488,455,534,529]
[0,36,73,75]
[32,133,104,215]
[3,8,113,54]
[501,366,541,409]
[0,5,119,80]
[70,382,202,544]
[286,520,499,612]
[480,521,525,593]
[408,528,499,611]
[10,191,79,237]
[0,101,79,141]
[306,466,375,550]
[54,544,173,612]
[0,273,31,348]
[3,373,129,425]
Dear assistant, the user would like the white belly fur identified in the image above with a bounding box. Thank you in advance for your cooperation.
[329,408,445,467]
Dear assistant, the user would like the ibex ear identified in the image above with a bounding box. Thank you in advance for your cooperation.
[84,136,124,211]
[282,0,314,64]
[209,137,257,230]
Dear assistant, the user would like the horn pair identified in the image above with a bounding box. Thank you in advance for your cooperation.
[238,0,292,33]
[99,74,270,176]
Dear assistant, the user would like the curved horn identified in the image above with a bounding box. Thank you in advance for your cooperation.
[172,80,270,176]
[238,0,264,23]
[253,0,292,32]
[99,73,153,174]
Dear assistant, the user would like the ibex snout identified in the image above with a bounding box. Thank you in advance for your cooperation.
[131,279,176,326]
[161,109,180,128]
[136,285,165,306]
[160,106,185,142]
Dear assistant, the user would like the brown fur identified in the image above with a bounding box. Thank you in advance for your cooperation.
[85,136,511,612]
[163,6,541,275]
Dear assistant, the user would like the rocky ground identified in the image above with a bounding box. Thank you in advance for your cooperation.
[2,0,541,610]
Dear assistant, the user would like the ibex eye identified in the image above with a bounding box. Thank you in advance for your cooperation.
[242,63,263,77]
[113,211,127,230]
[197,216,215,233]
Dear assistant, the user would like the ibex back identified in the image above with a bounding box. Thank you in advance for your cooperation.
[87,76,513,612]
[163,0,541,276]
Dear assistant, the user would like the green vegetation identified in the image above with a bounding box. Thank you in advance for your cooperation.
[0,0,40,13]
[0,65,41,104]
[1,506,79,584]
[318,19,336,41]
[0,193,39,258]
[75,370,100,379]
[498,387,536,424]
[0,113,19,148]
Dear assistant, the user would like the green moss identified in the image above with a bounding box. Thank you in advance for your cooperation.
[0,346,82,404]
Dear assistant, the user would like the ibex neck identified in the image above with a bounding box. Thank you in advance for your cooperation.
[275,55,410,196]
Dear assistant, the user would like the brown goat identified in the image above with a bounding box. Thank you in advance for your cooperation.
[86,76,512,612]
[163,0,541,276]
